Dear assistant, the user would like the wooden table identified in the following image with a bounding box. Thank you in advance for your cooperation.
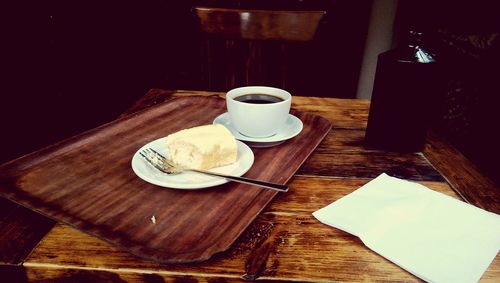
[1,89,499,282]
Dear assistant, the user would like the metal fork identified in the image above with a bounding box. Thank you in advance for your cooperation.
[139,148,288,192]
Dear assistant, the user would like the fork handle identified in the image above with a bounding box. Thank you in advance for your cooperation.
[189,169,288,192]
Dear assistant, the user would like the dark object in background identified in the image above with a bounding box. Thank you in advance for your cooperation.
[365,31,439,152]
[193,7,326,93]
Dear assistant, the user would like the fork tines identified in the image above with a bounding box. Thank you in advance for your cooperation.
[147,148,175,167]
[140,148,168,173]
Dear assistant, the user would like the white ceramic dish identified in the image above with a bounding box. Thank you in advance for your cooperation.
[131,138,254,189]
[226,86,292,137]
[213,112,303,147]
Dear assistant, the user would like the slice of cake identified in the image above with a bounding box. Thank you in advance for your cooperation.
[165,124,238,170]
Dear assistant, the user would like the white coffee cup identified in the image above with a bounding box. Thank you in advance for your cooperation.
[226,86,292,138]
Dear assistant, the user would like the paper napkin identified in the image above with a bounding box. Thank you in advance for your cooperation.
[313,173,500,283]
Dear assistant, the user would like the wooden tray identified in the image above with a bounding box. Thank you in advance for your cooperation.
[0,96,331,263]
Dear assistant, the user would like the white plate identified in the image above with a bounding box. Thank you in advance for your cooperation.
[213,112,303,148]
[131,138,254,189]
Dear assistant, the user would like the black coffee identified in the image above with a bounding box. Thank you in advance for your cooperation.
[234,93,284,104]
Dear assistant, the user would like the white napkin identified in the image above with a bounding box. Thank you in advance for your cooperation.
[313,173,500,283]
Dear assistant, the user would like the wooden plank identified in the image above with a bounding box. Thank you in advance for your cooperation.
[21,254,500,283]
[24,267,246,282]
[24,223,248,276]
[424,131,500,214]
[291,95,370,129]
[0,96,330,264]
[270,178,461,213]
[0,197,54,264]
[26,177,499,282]
[123,89,371,130]
[300,149,443,182]
[298,129,444,181]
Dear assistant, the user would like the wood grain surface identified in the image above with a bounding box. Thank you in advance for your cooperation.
[194,8,325,41]
[0,197,54,264]
[1,89,499,282]
[424,131,500,214]
[23,177,500,282]
[0,96,331,264]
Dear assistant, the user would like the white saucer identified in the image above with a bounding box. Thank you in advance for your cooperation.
[213,112,303,148]
[132,138,254,189]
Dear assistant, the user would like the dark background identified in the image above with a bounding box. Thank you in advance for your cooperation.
[1,1,499,184]
[1,0,372,163]
[394,1,500,184]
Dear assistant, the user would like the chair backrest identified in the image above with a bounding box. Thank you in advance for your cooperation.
[194,7,325,41]
[193,7,326,91]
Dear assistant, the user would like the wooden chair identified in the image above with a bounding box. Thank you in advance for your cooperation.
[193,7,326,92]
